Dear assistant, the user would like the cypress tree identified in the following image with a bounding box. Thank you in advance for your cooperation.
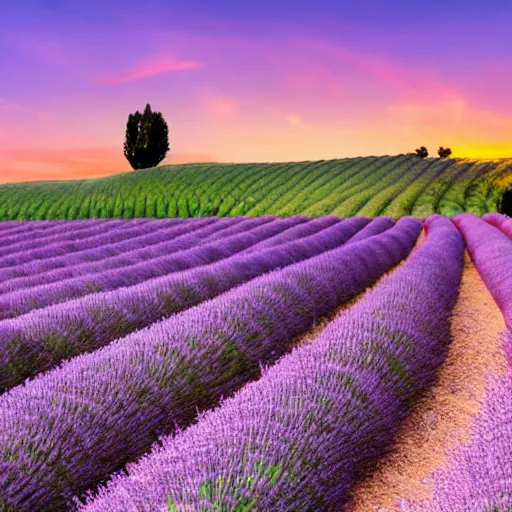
[124,104,170,170]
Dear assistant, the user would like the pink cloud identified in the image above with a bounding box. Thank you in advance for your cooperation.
[206,98,238,116]
[320,41,457,101]
[94,54,200,85]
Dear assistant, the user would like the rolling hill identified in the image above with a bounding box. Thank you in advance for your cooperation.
[1,154,511,220]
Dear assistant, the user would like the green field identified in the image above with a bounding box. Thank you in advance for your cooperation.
[1,154,511,220]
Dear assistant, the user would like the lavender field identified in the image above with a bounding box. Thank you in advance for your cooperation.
[0,214,511,511]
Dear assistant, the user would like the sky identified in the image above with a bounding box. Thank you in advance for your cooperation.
[1,0,512,183]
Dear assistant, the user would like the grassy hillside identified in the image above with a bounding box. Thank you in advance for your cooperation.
[1,154,511,220]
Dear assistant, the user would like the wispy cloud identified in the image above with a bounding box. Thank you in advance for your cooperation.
[94,54,201,85]
[307,39,459,102]
[286,115,307,128]
[205,98,238,116]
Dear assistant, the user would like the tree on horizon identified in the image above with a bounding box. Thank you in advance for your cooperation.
[438,147,452,159]
[415,146,429,158]
[123,104,170,170]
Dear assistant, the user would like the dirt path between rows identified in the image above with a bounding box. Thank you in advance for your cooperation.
[346,250,508,511]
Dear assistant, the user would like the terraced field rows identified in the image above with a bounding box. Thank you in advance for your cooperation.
[1,155,511,220]
[0,214,511,511]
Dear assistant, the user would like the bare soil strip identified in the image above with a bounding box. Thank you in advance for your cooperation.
[346,250,508,511]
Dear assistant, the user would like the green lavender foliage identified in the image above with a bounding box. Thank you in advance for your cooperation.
[0,156,511,220]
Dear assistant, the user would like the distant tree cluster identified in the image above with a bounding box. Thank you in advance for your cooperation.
[438,147,452,158]
[415,146,429,159]
[414,146,452,159]
[124,104,170,170]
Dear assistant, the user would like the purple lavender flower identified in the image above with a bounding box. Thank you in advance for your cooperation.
[78,215,462,512]
[0,217,420,511]
[0,218,148,261]
[483,211,512,239]
[0,216,369,390]
[0,217,307,318]
[0,219,194,268]
[0,217,216,282]
[0,219,114,247]
[453,213,512,327]
[0,218,220,292]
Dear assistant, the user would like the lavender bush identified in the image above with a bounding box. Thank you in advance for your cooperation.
[483,211,512,238]
[0,216,370,390]
[0,219,114,246]
[0,218,217,282]
[0,217,278,296]
[240,215,341,253]
[339,215,395,243]
[78,215,463,512]
[0,219,143,259]
[0,218,421,511]
[0,216,305,318]
[453,213,512,327]
[0,218,224,293]
[0,218,189,268]
[397,213,512,511]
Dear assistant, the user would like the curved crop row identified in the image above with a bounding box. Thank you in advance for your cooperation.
[0,217,307,319]
[1,157,510,220]
[0,218,275,295]
[0,218,217,282]
[410,160,473,218]
[0,217,371,390]
[465,160,512,215]
[438,161,497,217]
[0,219,116,247]
[331,155,418,217]
[0,218,125,253]
[0,218,229,293]
[0,219,69,232]
[453,213,512,327]
[0,218,146,258]
[301,157,394,218]
[483,211,512,238]
[341,216,395,243]
[78,215,463,512]
[404,212,512,511]
[0,217,421,511]
[0,218,197,269]
[356,157,436,217]
[244,161,335,216]
[240,215,341,254]
[383,158,456,218]
[275,157,374,217]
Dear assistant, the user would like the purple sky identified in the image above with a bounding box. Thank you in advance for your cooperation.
[1,0,512,182]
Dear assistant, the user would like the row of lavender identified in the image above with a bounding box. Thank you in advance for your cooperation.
[0,216,271,275]
[0,216,375,315]
[73,215,464,511]
[0,217,422,510]
[0,216,317,318]
[0,216,384,390]
[4,214,510,510]
[399,212,512,511]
